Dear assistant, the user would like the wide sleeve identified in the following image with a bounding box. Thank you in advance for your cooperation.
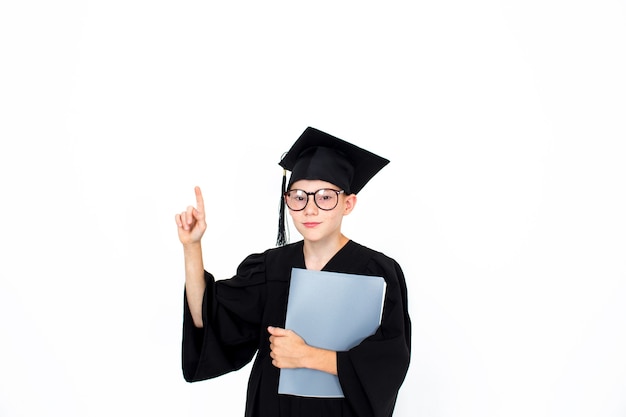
[336,259,411,417]
[182,253,267,382]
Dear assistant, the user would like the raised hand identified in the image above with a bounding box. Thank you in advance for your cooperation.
[175,186,207,246]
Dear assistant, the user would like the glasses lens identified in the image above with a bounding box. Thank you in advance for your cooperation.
[315,189,338,210]
[285,190,307,210]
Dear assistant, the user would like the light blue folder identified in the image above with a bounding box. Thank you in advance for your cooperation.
[278,268,386,398]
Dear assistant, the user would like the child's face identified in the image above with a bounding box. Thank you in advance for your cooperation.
[287,179,356,243]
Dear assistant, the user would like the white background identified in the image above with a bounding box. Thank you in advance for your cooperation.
[1,1,625,416]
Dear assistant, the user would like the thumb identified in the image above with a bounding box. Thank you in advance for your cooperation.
[267,326,289,336]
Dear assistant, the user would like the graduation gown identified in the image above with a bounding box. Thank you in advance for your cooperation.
[182,240,411,417]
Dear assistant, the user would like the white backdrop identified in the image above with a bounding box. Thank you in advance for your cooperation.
[1,1,625,416]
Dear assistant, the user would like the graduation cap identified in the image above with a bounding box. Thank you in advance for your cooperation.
[276,126,390,246]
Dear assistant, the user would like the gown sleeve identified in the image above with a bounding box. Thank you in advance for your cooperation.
[182,252,267,382]
[336,258,411,417]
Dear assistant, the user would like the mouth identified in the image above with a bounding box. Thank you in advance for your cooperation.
[302,222,321,228]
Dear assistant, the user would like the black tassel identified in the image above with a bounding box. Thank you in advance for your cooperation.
[276,167,288,246]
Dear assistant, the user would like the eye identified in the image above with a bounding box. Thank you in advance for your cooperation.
[316,189,334,200]
[288,190,307,201]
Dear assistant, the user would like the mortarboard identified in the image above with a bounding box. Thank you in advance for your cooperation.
[276,126,390,246]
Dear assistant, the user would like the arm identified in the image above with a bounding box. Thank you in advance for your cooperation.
[267,326,337,375]
[175,186,207,328]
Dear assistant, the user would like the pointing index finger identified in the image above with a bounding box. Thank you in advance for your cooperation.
[194,186,205,213]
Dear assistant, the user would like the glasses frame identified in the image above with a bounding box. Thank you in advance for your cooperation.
[284,188,346,211]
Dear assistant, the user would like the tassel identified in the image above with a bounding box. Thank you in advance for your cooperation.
[276,166,288,246]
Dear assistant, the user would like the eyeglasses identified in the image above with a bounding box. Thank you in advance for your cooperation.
[284,188,345,211]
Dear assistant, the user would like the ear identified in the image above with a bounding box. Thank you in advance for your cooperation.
[343,193,357,215]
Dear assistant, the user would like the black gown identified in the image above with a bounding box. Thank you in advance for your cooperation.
[182,240,411,417]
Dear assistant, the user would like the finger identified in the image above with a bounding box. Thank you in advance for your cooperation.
[176,213,187,228]
[195,186,205,214]
[192,208,205,223]
[268,326,288,336]
[185,205,195,225]
[181,212,193,230]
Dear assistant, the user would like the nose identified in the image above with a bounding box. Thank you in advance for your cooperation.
[303,194,319,214]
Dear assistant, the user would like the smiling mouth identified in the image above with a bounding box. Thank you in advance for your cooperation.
[303,222,320,228]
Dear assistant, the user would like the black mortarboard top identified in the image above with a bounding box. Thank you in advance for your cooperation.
[276,126,390,246]
[279,126,390,194]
